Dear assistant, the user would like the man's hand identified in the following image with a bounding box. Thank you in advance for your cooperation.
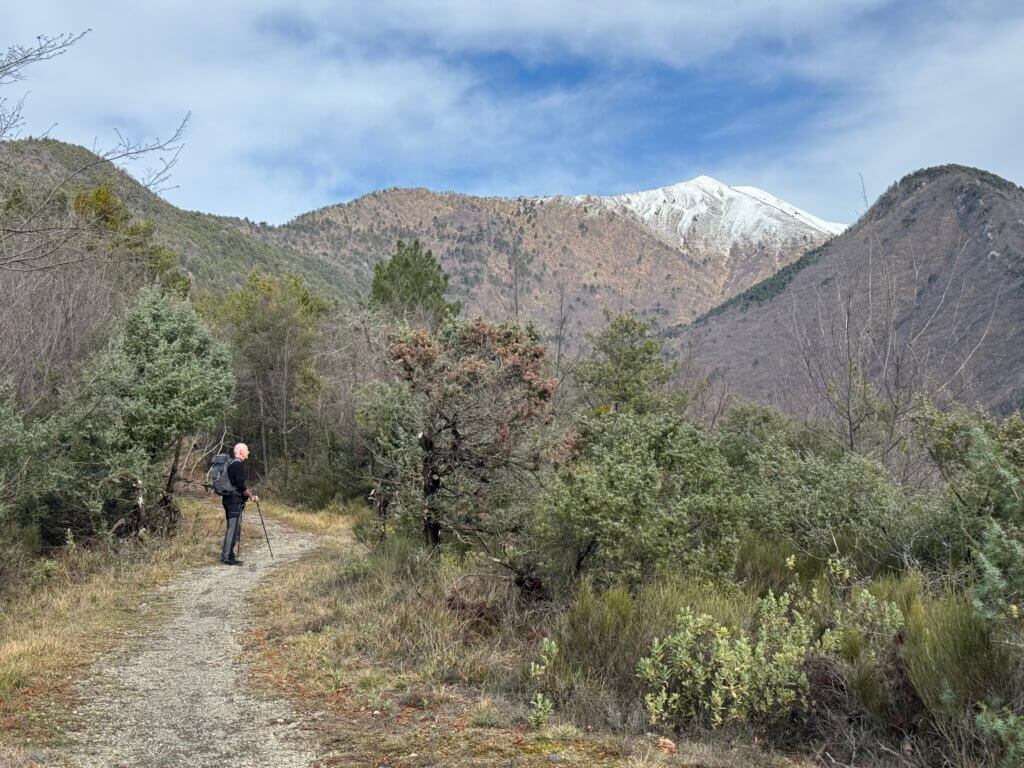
[252,495,260,503]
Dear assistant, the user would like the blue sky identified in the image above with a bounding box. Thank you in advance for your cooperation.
[6,1,1024,225]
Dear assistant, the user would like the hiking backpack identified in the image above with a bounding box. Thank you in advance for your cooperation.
[209,453,238,496]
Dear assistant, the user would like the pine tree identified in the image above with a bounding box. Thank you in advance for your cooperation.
[370,239,460,325]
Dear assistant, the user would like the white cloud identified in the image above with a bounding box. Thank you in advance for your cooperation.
[712,10,1024,222]
[4,1,1023,224]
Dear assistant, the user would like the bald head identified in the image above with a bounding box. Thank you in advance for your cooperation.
[234,443,250,461]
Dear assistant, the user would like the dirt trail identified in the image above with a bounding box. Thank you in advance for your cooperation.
[58,510,320,768]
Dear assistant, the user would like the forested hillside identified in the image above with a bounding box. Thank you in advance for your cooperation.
[257,179,836,347]
[0,138,354,296]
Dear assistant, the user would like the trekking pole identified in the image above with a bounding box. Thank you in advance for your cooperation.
[254,499,274,559]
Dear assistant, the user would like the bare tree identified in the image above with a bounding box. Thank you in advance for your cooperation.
[2,32,189,272]
[679,357,733,429]
[783,231,999,481]
[550,279,572,380]
[1,32,190,406]
[0,34,85,136]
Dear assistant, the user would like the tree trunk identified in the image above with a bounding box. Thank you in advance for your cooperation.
[165,435,183,495]
[258,392,270,478]
[420,432,442,546]
[423,513,441,547]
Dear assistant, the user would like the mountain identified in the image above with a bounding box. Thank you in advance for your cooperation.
[2,139,840,345]
[4,140,1021,412]
[677,165,1024,414]
[259,176,840,343]
[0,138,353,296]
[562,176,844,297]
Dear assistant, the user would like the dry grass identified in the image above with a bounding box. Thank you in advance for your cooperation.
[0,744,40,767]
[247,508,811,767]
[258,499,355,538]
[0,497,223,744]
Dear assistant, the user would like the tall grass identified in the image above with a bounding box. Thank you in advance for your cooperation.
[253,529,545,697]
[810,573,1024,765]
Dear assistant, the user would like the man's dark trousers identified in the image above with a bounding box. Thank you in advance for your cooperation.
[222,497,245,562]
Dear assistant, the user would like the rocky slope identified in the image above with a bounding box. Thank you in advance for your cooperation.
[677,165,1024,414]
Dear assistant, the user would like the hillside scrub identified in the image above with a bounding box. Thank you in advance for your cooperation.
[346,308,1024,767]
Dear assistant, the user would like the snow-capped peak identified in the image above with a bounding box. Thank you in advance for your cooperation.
[730,185,846,236]
[566,175,845,251]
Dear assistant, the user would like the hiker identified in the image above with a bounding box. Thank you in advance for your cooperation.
[220,442,259,566]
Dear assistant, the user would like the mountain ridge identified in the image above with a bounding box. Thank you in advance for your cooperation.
[4,138,1022,411]
[2,137,837,349]
[260,174,838,341]
[677,163,1024,413]
[558,174,845,241]
[0,137,352,296]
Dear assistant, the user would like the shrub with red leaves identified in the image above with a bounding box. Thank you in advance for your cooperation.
[379,317,557,573]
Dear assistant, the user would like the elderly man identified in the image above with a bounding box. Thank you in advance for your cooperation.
[221,442,259,566]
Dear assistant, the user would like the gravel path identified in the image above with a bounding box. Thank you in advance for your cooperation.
[61,509,320,768]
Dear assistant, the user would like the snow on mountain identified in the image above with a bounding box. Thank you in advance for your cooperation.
[563,175,845,252]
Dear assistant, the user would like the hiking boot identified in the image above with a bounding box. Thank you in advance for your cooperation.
[226,558,244,566]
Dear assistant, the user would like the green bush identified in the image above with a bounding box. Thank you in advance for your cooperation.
[717,402,792,470]
[0,384,28,531]
[915,404,1024,574]
[113,287,233,459]
[976,704,1024,768]
[355,379,425,538]
[530,579,754,730]
[637,591,816,732]
[536,410,740,589]
[821,585,908,733]
[741,445,908,573]
[974,521,1024,622]
[9,288,232,544]
[573,311,677,414]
